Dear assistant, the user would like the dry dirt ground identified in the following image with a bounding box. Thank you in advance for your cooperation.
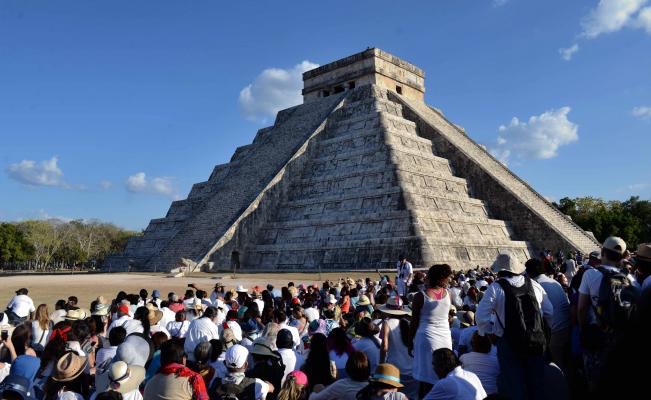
[0,271,381,309]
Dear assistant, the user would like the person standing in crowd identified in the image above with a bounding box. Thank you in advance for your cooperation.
[5,289,36,326]
[395,255,413,298]
[525,258,571,371]
[577,236,638,394]
[476,252,552,400]
[378,296,416,399]
[424,348,486,400]
[409,264,453,398]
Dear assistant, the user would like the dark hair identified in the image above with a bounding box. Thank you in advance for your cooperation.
[109,326,127,346]
[72,321,90,343]
[346,351,370,382]
[328,327,350,356]
[274,309,287,323]
[427,264,453,288]
[202,306,218,320]
[133,306,151,337]
[301,333,334,390]
[470,331,491,354]
[525,258,545,278]
[192,341,212,372]
[323,308,335,319]
[139,289,148,301]
[127,294,140,306]
[433,348,460,377]
[67,296,78,305]
[160,340,185,366]
[55,299,67,310]
[152,331,169,350]
[11,323,31,356]
[209,339,223,362]
[96,391,123,400]
[602,248,624,263]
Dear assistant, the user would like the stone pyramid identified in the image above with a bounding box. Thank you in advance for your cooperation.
[105,48,599,272]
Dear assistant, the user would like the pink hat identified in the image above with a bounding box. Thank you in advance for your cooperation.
[287,370,308,386]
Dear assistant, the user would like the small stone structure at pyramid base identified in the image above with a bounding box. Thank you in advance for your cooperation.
[104,48,599,273]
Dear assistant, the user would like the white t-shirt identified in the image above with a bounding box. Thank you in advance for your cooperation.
[459,352,499,395]
[278,348,304,383]
[31,320,51,348]
[166,320,190,338]
[424,366,487,400]
[7,295,35,318]
[184,317,220,361]
[578,264,622,325]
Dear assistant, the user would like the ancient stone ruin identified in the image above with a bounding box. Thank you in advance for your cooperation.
[104,48,599,272]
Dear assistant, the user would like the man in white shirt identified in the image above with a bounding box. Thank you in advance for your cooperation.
[578,236,633,392]
[184,307,220,362]
[107,304,133,335]
[396,254,413,297]
[6,288,35,325]
[525,258,571,371]
[476,252,552,400]
[425,348,486,400]
[273,310,300,349]
[276,329,303,383]
[217,344,272,400]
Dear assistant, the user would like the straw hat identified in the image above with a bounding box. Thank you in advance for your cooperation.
[52,352,88,382]
[357,295,371,306]
[65,309,88,321]
[147,308,163,325]
[635,243,651,262]
[379,295,411,316]
[370,363,403,388]
[236,285,248,293]
[92,303,110,317]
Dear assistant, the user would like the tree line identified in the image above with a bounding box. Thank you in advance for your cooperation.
[0,219,140,270]
[554,196,651,247]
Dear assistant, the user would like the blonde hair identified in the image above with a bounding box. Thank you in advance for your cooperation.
[35,304,50,330]
[277,375,306,400]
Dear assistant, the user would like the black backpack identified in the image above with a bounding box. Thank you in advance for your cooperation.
[210,376,256,400]
[595,266,640,331]
[496,277,546,356]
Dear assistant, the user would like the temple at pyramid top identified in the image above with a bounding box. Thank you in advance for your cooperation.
[105,48,600,273]
[302,48,425,103]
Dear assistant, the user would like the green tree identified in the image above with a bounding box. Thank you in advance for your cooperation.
[0,223,34,263]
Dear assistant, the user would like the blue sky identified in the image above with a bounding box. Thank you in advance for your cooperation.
[1,0,650,231]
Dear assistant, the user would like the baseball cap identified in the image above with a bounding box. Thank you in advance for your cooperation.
[224,344,248,369]
[589,250,601,260]
[602,236,626,255]
[287,370,308,386]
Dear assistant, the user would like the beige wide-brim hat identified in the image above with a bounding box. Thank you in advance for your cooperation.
[96,361,146,394]
[65,309,89,321]
[635,243,651,262]
[148,309,163,325]
[52,352,88,382]
[357,295,371,306]
[491,252,524,275]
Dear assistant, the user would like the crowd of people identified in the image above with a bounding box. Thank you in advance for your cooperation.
[0,238,649,400]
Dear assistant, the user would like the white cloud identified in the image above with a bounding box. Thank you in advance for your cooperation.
[100,180,113,190]
[239,60,319,121]
[636,6,651,32]
[6,156,68,187]
[490,107,579,163]
[559,44,580,61]
[126,172,178,199]
[632,106,651,118]
[581,0,648,38]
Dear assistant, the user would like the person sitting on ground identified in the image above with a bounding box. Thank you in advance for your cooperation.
[355,363,408,400]
[308,351,370,400]
[351,318,380,373]
[184,307,220,362]
[300,333,335,394]
[144,340,208,400]
[458,332,498,396]
[424,348,486,400]
[5,289,35,327]
[277,329,303,384]
[210,344,273,400]
[277,370,308,400]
